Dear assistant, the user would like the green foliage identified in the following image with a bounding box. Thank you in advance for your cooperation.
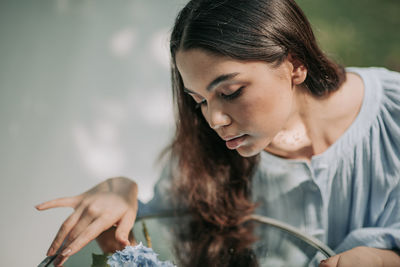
[91,253,111,267]
[296,0,400,71]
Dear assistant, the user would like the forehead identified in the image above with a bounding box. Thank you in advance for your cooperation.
[175,49,254,90]
[176,49,239,74]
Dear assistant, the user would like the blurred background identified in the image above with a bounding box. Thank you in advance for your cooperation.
[0,0,398,266]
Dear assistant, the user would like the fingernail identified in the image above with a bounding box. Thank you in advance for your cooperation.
[47,247,53,256]
[61,248,71,256]
[320,259,328,266]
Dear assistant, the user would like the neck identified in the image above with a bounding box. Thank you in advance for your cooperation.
[265,72,364,160]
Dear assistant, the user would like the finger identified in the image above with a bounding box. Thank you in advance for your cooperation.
[320,255,340,267]
[63,209,95,247]
[57,255,70,267]
[54,254,69,267]
[115,210,137,246]
[47,207,84,256]
[128,230,136,246]
[60,215,115,258]
[36,196,81,210]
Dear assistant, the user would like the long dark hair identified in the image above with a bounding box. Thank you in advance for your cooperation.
[168,0,345,227]
[173,218,258,267]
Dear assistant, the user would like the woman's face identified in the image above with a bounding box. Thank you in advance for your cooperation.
[176,49,298,157]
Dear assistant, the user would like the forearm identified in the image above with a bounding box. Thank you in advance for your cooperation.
[369,247,400,267]
[320,246,400,267]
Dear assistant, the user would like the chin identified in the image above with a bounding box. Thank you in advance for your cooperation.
[236,145,263,158]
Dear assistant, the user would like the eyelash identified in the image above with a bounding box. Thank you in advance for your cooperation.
[195,86,245,109]
[195,100,206,109]
[222,86,244,100]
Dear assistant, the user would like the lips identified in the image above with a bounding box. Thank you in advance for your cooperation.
[223,134,247,149]
[222,134,244,141]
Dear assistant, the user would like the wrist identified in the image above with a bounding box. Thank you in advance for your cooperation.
[107,177,138,202]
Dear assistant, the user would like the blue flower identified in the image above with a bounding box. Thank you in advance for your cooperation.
[107,242,176,267]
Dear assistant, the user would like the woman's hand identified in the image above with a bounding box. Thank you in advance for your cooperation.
[36,177,138,266]
[319,246,400,267]
[96,225,136,253]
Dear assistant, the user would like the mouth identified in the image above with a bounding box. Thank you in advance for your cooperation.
[223,134,247,149]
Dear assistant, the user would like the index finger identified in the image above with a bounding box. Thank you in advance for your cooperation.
[36,196,81,210]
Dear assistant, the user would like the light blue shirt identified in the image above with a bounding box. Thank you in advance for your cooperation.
[140,67,400,253]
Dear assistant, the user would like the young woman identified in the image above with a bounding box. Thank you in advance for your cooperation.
[37,0,400,266]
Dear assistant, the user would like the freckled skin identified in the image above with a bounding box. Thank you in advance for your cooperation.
[176,49,364,159]
[176,49,301,157]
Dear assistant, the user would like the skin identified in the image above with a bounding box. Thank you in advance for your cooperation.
[319,246,400,267]
[176,48,364,160]
[36,177,138,266]
[177,49,299,158]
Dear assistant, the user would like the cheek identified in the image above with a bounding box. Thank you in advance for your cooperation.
[237,90,292,133]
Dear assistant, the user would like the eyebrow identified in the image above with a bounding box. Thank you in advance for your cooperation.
[183,72,240,95]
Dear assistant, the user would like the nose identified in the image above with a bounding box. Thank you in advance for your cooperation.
[206,104,231,130]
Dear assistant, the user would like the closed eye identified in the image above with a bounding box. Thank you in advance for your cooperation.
[195,98,207,109]
[193,86,245,109]
[183,88,206,109]
[221,86,244,100]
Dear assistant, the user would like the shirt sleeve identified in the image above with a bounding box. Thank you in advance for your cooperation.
[137,158,179,218]
[334,182,400,253]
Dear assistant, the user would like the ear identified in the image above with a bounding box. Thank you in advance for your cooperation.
[287,54,307,85]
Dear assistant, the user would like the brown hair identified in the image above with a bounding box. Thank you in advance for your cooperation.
[168,0,345,227]
[173,218,258,267]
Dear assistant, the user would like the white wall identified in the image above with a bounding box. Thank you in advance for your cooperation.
[0,0,187,265]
